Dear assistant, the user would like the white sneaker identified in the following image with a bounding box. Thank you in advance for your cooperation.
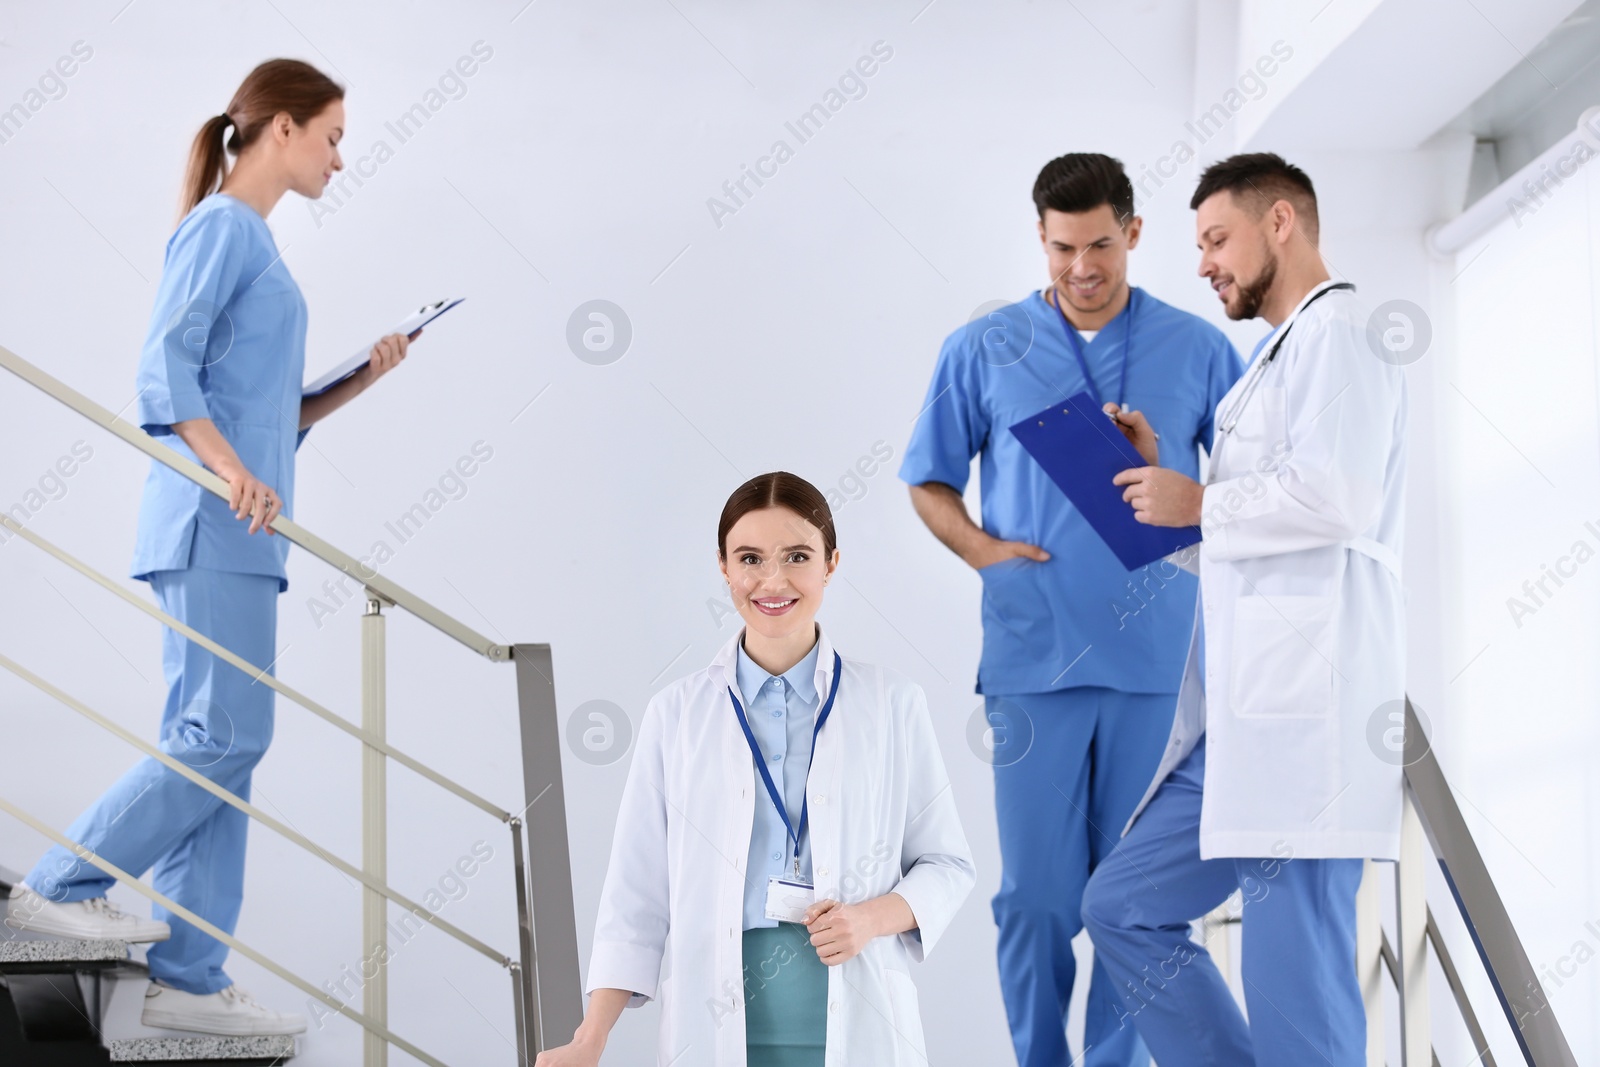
[142,982,307,1036]
[4,883,170,943]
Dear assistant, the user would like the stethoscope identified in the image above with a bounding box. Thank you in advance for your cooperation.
[1215,281,1355,437]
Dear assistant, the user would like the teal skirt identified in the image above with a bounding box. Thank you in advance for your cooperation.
[742,924,827,1067]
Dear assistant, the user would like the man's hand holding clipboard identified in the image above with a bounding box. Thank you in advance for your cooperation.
[1102,403,1206,529]
[1008,391,1203,570]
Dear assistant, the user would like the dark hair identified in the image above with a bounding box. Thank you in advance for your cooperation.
[1189,152,1319,243]
[1032,153,1135,225]
[180,59,344,221]
[717,472,837,560]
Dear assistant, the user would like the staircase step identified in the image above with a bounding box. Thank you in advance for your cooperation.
[0,886,140,969]
[108,1035,296,1062]
[0,936,130,965]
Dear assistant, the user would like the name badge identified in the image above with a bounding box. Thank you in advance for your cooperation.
[764,875,815,924]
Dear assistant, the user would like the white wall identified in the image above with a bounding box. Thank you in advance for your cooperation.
[1430,159,1600,1060]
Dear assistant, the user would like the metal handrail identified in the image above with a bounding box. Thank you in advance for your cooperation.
[0,343,505,661]
[0,343,583,1061]
[1427,910,1497,1067]
[1399,698,1577,1067]
[0,512,508,820]
[0,649,507,966]
[0,790,455,1067]
[1201,696,1570,1066]
[1378,921,1494,1067]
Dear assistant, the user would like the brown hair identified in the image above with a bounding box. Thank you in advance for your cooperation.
[717,472,838,560]
[1033,152,1135,225]
[179,59,344,221]
[1189,152,1319,244]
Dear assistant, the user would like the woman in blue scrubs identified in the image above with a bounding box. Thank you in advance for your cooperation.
[7,59,413,1037]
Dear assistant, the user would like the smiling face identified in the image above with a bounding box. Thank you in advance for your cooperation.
[275,99,345,199]
[1037,203,1141,318]
[1195,189,1282,321]
[718,506,838,645]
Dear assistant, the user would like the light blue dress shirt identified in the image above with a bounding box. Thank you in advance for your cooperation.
[899,287,1243,697]
[130,193,311,593]
[736,634,821,931]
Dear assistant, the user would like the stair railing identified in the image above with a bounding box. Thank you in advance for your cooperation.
[0,342,582,1066]
[1200,698,1577,1066]
[1372,698,1578,1066]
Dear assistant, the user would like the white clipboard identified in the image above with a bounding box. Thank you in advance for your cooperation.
[302,298,464,397]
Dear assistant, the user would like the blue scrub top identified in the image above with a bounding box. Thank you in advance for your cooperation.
[899,287,1243,696]
[130,193,311,593]
[735,636,821,930]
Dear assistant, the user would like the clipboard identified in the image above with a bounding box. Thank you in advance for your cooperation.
[302,298,465,397]
[1008,390,1202,571]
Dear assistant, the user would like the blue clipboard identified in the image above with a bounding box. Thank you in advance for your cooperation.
[1008,390,1201,571]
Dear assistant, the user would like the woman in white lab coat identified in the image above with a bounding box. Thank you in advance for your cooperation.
[537,471,975,1067]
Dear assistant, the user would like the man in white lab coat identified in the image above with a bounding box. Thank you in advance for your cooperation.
[1079,153,1407,1066]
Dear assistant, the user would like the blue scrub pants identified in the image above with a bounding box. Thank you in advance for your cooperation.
[26,566,280,995]
[1080,736,1365,1066]
[988,687,1173,1067]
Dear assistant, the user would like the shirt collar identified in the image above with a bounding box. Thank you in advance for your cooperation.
[710,623,835,706]
[1036,285,1142,331]
[1255,278,1350,361]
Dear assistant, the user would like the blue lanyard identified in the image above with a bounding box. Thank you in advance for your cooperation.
[728,650,842,879]
[1048,285,1140,410]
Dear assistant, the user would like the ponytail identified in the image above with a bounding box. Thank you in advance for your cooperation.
[177,59,343,223]
[178,113,236,223]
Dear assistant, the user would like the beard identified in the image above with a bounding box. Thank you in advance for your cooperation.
[1228,246,1278,321]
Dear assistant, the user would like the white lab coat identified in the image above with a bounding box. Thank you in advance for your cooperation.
[1128,281,1409,860]
[586,625,976,1066]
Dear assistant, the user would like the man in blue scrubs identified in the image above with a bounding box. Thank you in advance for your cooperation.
[900,154,1241,1067]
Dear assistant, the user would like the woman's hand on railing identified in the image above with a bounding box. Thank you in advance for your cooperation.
[219,461,282,536]
[532,1035,602,1067]
[170,417,281,535]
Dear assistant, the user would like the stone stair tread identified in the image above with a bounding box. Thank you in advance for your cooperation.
[0,935,130,963]
[108,1034,296,1061]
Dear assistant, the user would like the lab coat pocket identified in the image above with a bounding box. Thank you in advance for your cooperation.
[1229,594,1336,718]
[883,967,927,1061]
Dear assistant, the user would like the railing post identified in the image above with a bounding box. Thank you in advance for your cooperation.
[1395,787,1430,1065]
[363,593,389,1067]
[511,643,583,1054]
[509,817,532,1064]
[1197,899,1234,990]
[1355,859,1384,1067]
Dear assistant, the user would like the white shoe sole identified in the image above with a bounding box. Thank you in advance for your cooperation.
[141,1008,308,1037]
[4,909,170,944]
